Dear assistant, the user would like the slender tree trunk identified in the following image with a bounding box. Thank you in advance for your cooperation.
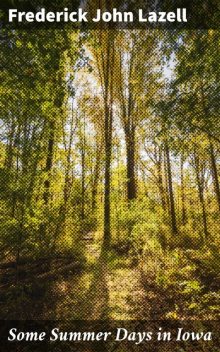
[157,148,166,211]
[181,153,187,225]
[81,148,86,223]
[194,152,209,238]
[103,33,115,248]
[200,81,220,211]
[209,142,220,212]
[103,108,112,247]
[200,81,220,212]
[39,120,55,241]
[52,109,75,248]
[125,128,137,201]
[4,119,16,170]
[43,120,55,205]
[163,149,170,212]
[92,147,101,213]
[79,114,86,225]
[165,143,178,235]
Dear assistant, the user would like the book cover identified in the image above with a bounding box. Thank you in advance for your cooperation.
[0,1,219,351]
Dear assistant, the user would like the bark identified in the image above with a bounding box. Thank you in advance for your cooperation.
[103,108,112,246]
[157,148,166,211]
[102,33,115,247]
[122,45,137,203]
[81,137,86,223]
[200,81,220,211]
[163,149,171,212]
[209,142,220,212]
[125,127,137,201]
[194,152,209,238]
[92,146,102,213]
[4,119,16,170]
[43,120,55,205]
[165,143,178,235]
[53,104,75,245]
[181,153,187,225]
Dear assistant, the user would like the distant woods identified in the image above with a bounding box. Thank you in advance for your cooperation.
[0,29,220,262]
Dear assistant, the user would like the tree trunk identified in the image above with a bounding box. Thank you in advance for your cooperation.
[181,153,187,225]
[200,82,220,212]
[209,142,220,212]
[43,120,55,205]
[194,152,209,239]
[4,119,16,170]
[164,149,170,212]
[125,128,137,201]
[103,110,112,247]
[157,148,166,211]
[81,147,86,223]
[92,147,101,213]
[165,143,178,235]
[103,33,115,248]
[39,120,55,241]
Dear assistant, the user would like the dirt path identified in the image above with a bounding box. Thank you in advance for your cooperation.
[0,233,169,320]
[1,234,218,323]
[51,235,163,320]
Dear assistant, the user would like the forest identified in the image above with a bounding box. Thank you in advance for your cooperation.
[0,28,219,328]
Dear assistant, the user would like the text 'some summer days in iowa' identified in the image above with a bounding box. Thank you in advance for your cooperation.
[8,328,212,344]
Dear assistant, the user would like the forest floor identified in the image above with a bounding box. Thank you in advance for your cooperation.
[36,232,174,320]
[0,232,170,320]
[0,232,219,321]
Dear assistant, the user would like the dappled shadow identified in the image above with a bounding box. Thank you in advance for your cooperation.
[79,245,110,320]
[0,255,83,319]
[42,237,111,320]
